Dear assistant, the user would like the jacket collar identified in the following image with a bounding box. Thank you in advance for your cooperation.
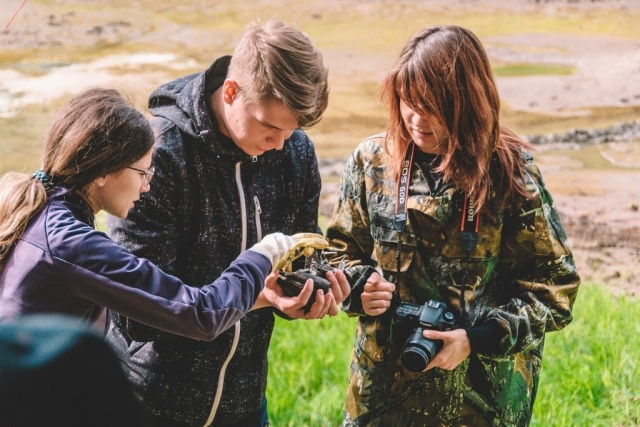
[150,56,250,164]
[48,186,95,227]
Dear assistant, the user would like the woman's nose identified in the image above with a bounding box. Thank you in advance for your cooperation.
[412,113,427,127]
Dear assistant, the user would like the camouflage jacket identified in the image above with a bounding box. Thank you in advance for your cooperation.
[326,134,580,427]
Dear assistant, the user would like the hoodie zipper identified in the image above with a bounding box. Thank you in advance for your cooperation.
[250,156,262,241]
[204,162,246,427]
[236,162,248,252]
[204,159,262,427]
[254,196,263,241]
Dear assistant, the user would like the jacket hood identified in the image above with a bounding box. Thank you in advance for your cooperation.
[148,56,229,140]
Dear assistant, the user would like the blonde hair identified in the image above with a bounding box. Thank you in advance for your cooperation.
[227,19,329,128]
[0,173,47,266]
[0,88,154,268]
[382,25,530,212]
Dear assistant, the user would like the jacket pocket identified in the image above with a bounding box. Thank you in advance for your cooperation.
[370,224,415,273]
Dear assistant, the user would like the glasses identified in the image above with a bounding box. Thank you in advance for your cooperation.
[127,165,155,186]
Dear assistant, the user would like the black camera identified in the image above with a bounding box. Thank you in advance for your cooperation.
[276,264,333,313]
[390,300,456,372]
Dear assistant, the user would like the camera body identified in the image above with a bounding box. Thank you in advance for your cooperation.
[390,300,456,372]
[276,264,333,313]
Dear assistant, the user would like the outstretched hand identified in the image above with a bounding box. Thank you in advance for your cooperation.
[324,269,351,306]
[294,268,351,318]
[253,271,338,319]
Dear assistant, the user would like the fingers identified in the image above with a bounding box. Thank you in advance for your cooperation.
[294,279,331,320]
[325,269,350,305]
[362,273,395,316]
[303,289,336,319]
[422,329,471,371]
[273,280,317,319]
[362,294,392,315]
[363,273,395,293]
[264,270,279,289]
[319,291,337,318]
[303,289,324,319]
[325,292,339,317]
[296,278,314,304]
[277,268,350,320]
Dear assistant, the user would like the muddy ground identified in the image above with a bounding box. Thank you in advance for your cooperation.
[1,0,638,297]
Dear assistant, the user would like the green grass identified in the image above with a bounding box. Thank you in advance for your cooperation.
[532,283,640,426]
[266,283,640,426]
[267,313,356,426]
[494,63,574,77]
[95,211,108,232]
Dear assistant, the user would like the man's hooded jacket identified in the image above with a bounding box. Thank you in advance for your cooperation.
[106,56,322,426]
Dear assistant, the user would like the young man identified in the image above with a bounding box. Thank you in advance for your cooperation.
[106,20,348,427]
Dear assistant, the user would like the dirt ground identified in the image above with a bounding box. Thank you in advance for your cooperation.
[1,0,639,297]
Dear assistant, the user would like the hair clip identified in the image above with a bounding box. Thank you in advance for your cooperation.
[33,170,52,183]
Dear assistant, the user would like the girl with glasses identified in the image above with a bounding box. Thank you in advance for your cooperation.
[0,87,334,337]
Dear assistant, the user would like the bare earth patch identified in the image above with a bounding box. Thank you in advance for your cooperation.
[545,167,640,298]
[2,0,639,297]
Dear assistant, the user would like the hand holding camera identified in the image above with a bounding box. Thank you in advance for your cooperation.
[420,328,471,371]
[390,300,457,372]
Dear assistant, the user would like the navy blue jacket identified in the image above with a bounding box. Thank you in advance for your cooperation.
[0,186,270,341]
[106,56,322,426]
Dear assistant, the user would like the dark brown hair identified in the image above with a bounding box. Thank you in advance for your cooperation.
[382,25,531,212]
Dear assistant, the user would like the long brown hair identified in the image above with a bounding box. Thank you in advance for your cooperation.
[382,25,530,212]
[0,87,154,268]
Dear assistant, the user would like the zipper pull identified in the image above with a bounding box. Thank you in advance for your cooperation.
[253,196,263,241]
[253,196,262,215]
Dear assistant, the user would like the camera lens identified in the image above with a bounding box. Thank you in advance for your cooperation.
[400,328,442,372]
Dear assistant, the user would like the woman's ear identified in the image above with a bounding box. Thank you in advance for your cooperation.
[93,176,107,188]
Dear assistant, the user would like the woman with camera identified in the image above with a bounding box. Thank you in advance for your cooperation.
[326,25,580,426]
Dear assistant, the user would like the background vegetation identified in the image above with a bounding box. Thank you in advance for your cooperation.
[267,283,640,426]
[3,1,639,425]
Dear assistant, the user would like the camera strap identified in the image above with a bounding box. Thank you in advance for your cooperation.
[459,193,480,320]
[393,143,480,318]
[394,143,415,274]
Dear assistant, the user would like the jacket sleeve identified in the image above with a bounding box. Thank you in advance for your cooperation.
[53,221,271,341]
[107,125,196,341]
[470,158,580,356]
[326,148,379,316]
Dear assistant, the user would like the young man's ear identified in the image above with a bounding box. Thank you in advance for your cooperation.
[222,80,239,104]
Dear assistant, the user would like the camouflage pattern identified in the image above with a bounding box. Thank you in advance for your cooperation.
[326,134,580,427]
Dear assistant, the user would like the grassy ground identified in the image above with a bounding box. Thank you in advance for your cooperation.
[3,2,639,424]
[267,283,640,426]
